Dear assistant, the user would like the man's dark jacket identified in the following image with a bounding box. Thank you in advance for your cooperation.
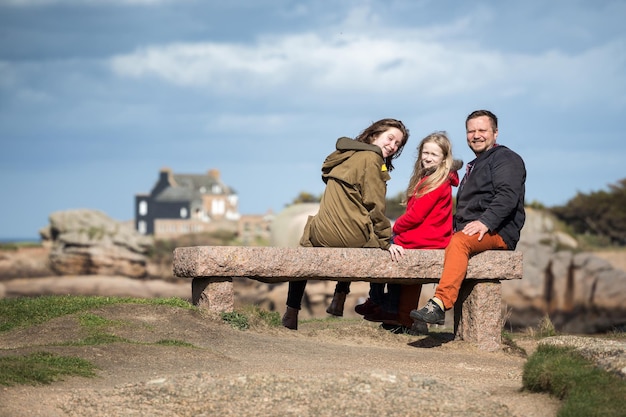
[455,145,526,250]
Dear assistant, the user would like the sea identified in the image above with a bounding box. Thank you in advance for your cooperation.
[0,237,41,244]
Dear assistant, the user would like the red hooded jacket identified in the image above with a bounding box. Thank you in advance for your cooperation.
[392,171,460,249]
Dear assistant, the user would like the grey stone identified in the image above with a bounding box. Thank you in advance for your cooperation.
[173,246,522,283]
[455,281,503,352]
[40,209,153,278]
[192,278,234,312]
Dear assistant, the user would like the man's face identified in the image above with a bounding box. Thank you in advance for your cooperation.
[466,116,498,155]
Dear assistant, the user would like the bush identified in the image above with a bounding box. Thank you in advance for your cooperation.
[523,345,626,417]
[550,178,626,247]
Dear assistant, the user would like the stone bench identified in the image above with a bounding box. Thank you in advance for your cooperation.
[173,246,523,351]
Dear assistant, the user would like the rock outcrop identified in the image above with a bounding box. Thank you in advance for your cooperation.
[39,209,153,278]
[508,208,626,333]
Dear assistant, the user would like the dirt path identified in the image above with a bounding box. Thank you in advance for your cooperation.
[0,303,561,417]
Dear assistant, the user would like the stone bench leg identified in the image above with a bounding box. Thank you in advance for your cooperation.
[454,280,502,351]
[191,277,234,313]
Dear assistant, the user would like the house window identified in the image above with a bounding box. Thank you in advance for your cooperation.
[212,199,225,215]
[138,201,148,216]
[212,184,222,194]
[180,207,188,218]
[138,220,147,234]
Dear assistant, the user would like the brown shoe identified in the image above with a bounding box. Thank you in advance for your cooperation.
[326,292,347,317]
[364,309,401,325]
[355,298,380,316]
[282,306,299,330]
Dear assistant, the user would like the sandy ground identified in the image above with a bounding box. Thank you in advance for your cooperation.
[0,303,561,417]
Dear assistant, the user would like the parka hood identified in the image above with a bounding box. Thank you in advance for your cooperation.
[446,159,464,187]
[322,137,383,173]
[335,137,383,154]
[451,159,464,172]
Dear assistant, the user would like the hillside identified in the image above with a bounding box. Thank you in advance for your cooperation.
[0,302,561,417]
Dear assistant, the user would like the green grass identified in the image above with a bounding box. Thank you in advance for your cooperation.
[78,312,125,328]
[523,344,626,417]
[0,295,194,332]
[221,311,250,330]
[0,296,281,386]
[0,352,97,386]
[0,296,284,386]
[501,331,528,357]
[59,333,132,346]
[155,339,197,347]
[220,305,282,330]
[0,295,198,386]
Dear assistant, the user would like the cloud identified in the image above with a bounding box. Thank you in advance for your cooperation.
[109,26,625,111]
[107,34,481,96]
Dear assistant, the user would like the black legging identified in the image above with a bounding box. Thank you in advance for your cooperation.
[286,280,351,310]
[368,283,401,314]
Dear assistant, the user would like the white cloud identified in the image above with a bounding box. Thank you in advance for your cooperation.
[105,2,625,108]
[109,25,625,110]
[109,32,479,95]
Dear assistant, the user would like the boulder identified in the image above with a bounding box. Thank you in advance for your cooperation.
[40,209,153,278]
[269,202,319,248]
[506,208,626,333]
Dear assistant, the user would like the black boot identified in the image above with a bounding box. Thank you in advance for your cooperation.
[326,292,347,317]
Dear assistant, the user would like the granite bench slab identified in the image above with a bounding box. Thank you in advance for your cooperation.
[173,246,523,351]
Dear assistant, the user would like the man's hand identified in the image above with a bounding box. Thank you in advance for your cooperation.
[387,244,405,262]
[462,220,489,241]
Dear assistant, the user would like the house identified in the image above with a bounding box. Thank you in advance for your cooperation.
[237,210,275,246]
[135,168,240,238]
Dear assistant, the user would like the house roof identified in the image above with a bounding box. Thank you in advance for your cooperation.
[154,186,198,202]
[153,170,237,203]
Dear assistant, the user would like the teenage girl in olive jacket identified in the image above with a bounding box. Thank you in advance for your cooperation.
[282,118,409,330]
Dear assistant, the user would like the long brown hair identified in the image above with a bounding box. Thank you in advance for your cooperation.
[403,131,454,204]
[354,118,409,171]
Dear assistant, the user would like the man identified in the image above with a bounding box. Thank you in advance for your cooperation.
[410,109,526,324]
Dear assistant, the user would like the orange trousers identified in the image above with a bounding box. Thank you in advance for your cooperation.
[434,231,507,310]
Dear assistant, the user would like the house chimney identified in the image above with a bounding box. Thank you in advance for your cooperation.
[160,167,175,185]
[208,169,220,180]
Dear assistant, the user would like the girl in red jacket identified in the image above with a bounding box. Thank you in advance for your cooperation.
[356,131,462,331]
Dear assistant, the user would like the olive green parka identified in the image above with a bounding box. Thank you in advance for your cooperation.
[299,137,392,250]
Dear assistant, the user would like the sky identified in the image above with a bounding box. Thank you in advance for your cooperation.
[1,0,625,240]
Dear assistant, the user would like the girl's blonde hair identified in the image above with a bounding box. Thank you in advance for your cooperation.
[403,131,454,204]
